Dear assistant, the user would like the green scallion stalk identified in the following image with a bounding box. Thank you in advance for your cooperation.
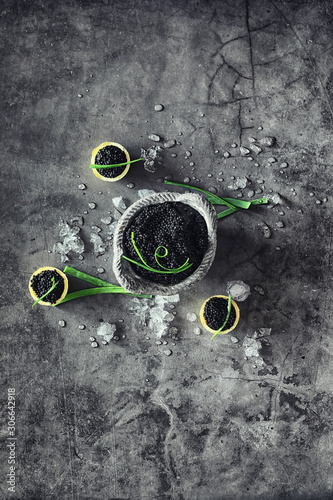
[164,180,268,218]
[210,294,232,340]
[51,266,153,305]
[122,232,192,274]
[90,158,143,169]
[54,287,152,305]
[32,277,59,308]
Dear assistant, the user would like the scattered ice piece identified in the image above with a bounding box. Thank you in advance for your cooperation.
[102,340,108,345]
[231,143,237,148]
[97,267,105,273]
[316,200,322,205]
[108,221,118,234]
[112,196,127,211]
[131,294,179,338]
[113,336,120,341]
[138,189,156,198]
[163,349,172,356]
[164,139,176,148]
[148,134,161,142]
[230,336,239,343]
[247,190,255,198]
[280,162,288,168]
[101,216,112,225]
[267,157,277,163]
[91,341,98,348]
[259,136,276,147]
[253,328,272,339]
[154,104,164,111]
[70,216,84,226]
[254,285,265,296]
[127,182,135,189]
[223,151,231,158]
[90,233,107,256]
[89,336,96,342]
[248,137,257,143]
[276,221,285,228]
[97,322,116,342]
[240,147,250,156]
[227,280,251,301]
[53,221,85,260]
[208,186,217,194]
[141,146,161,173]
[79,324,86,330]
[189,161,195,167]
[183,177,191,183]
[91,225,102,233]
[78,183,86,190]
[243,337,264,365]
[155,340,162,345]
[58,320,66,327]
[193,327,201,335]
[88,202,96,209]
[228,176,248,190]
[185,150,192,158]
[187,312,197,322]
[268,193,282,205]
[261,223,272,238]
[249,144,262,155]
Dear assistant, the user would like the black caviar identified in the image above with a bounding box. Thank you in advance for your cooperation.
[123,201,208,285]
[94,145,127,178]
[203,297,237,331]
[30,270,65,304]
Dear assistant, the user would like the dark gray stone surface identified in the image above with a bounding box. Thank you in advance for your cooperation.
[1,1,333,499]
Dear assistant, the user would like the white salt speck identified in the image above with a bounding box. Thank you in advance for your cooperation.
[78,184,86,190]
[88,202,96,209]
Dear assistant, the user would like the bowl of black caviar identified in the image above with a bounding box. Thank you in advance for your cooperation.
[29,267,68,306]
[200,295,240,336]
[91,141,131,182]
[113,191,218,295]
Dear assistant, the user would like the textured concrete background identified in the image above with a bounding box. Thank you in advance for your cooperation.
[1,0,333,499]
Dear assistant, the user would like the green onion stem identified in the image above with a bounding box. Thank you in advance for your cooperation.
[32,277,59,308]
[123,232,192,274]
[164,180,268,218]
[90,158,143,169]
[210,294,232,340]
[54,287,152,306]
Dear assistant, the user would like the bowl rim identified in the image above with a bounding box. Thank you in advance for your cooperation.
[200,294,240,334]
[91,141,131,182]
[29,266,68,306]
[112,191,218,296]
